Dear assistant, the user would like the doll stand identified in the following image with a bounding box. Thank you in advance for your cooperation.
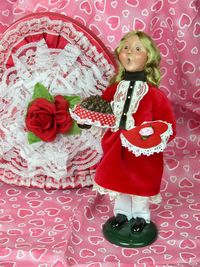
[103,218,158,248]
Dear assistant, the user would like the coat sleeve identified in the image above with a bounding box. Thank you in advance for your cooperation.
[101,83,118,102]
[151,87,176,141]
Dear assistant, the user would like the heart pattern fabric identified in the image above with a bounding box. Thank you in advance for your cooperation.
[0,0,199,266]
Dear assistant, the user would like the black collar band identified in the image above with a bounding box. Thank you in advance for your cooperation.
[124,71,146,81]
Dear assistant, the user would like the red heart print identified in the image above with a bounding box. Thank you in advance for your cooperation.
[7,229,23,235]
[189,203,200,210]
[94,0,106,12]
[138,257,155,265]
[80,249,96,258]
[125,0,139,7]
[194,22,200,37]
[166,17,174,31]
[25,191,40,199]
[158,210,174,219]
[30,248,47,261]
[29,219,45,226]
[193,89,200,99]
[6,188,21,196]
[150,245,166,254]
[58,0,70,10]
[167,198,182,206]
[152,28,163,40]
[180,239,196,249]
[175,220,191,228]
[158,43,169,57]
[188,119,200,130]
[159,230,174,239]
[104,255,120,262]
[180,252,196,263]
[182,61,195,74]
[133,18,145,31]
[166,158,179,171]
[95,205,109,213]
[71,232,83,245]
[0,238,9,245]
[179,13,191,28]
[179,178,193,188]
[151,0,163,12]
[17,208,33,218]
[0,247,11,257]
[106,16,120,30]
[52,240,68,249]
[151,17,159,29]
[57,196,72,204]
[88,236,104,245]
[45,208,60,216]
[175,38,186,51]
[122,248,139,257]
[72,220,81,232]
[84,206,94,220]
[29,228,45,237]
[193,214,200,222]
[0,215,13,222]
[27,200,42,208]
[80,1,92,14]
[53,224,67,231]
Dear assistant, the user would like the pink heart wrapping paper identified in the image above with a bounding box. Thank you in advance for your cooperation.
[0,0,199,266]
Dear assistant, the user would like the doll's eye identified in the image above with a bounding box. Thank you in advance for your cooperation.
[136,46,141,51]
[124,45,129,50]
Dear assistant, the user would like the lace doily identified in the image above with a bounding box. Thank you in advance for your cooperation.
[0,14,115,188]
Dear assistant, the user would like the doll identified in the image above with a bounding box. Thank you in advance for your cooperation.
[73,30,176,247]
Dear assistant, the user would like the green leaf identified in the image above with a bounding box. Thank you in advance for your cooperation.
[27,132,41,144]
[32,83,53,102]
[64,96,81,108]
[66,121,81,136]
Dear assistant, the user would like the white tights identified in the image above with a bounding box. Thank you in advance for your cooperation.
[114,194,150,223]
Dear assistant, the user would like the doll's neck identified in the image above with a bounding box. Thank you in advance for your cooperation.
[124,70,146,82]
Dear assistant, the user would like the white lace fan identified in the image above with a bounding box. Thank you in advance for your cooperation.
[0,12,116,188]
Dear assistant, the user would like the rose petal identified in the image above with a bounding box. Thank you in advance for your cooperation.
[26,98,57,142]
[55,111,73,133]
[54,95,69,110]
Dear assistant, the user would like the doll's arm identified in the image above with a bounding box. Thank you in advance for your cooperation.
[152,88,176,141]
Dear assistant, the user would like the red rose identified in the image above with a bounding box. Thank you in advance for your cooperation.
[25,96,73,142]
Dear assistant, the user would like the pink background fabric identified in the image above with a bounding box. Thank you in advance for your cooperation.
[0,0,199,266]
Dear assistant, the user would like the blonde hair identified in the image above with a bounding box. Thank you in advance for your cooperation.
[110,31,161,86]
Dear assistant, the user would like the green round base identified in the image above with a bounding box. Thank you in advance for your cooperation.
[103,217,158,248]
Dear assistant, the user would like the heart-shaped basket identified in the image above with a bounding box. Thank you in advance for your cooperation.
[120,120,173,156]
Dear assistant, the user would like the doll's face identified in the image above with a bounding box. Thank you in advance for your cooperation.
[118,35,148,72]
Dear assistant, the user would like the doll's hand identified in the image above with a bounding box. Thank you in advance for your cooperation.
[77,123,91,129]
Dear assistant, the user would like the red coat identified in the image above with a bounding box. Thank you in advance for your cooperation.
[94,83,176,196]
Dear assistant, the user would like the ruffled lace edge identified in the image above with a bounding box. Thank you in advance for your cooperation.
[0,168,96,189]
[92,182,162,203]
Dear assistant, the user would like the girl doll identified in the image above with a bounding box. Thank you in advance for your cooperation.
[73,30,176,246]
[92,31,176,241]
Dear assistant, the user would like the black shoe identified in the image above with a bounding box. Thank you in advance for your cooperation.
[110,214,128,229]
[131,217,147,233]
